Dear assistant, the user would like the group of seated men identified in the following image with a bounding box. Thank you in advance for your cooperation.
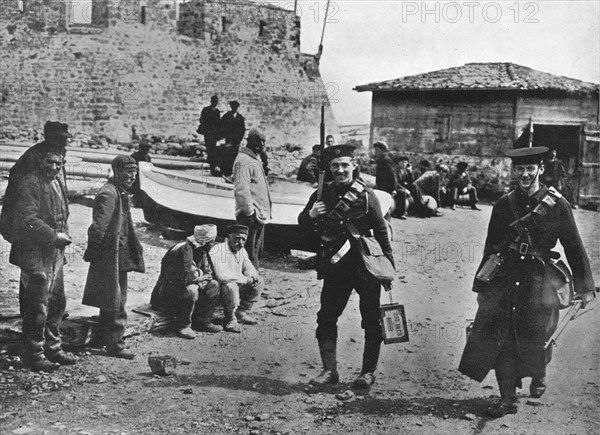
[372,141,480,218]
[150,223,262,339]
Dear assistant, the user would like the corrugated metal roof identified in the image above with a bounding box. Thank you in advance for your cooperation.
[354,62,599,93]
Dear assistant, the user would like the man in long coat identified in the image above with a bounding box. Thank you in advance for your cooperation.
[198,95,222,176]
[298,144,395,389]
[219,100,246,177]
[233,127,272,269]
[150,224,221,337]
[82,155,145,359]
[10,149,75,371]
[459,147,595,418]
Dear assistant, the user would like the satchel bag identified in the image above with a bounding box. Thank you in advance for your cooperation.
[356,236,395,284]
[540,259,574,310]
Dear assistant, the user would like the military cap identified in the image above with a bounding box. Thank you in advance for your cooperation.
[505,146,549,165]
[138,139,152,149]
[373,141,388,151]
[323,144,357,163]
[111,155,138,171]
[312,144,321,151]
[44,121,72,140]
[210,95,218,102]
[229,100,240,108]
[227,224,249,235]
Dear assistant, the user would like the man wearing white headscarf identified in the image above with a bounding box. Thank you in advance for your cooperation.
[150,224,221,338]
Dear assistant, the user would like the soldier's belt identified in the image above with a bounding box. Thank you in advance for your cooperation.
[508,242,551,260]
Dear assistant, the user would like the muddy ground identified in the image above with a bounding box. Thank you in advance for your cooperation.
[0,199,598,435]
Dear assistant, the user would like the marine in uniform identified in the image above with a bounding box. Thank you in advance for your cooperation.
[459,147,596,418]
[298,144,395,388]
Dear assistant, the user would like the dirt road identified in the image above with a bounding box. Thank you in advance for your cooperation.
[1,202,598,435]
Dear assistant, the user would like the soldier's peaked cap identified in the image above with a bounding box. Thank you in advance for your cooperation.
[323,144,356,163]
[505,146,549,165]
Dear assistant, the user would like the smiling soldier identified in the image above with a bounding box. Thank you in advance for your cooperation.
[459,146,595,418]
[298,144,395,389]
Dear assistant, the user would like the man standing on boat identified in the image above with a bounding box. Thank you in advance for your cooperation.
[232,127,272,269]
[219,100,246,178]
[198,95,222,176]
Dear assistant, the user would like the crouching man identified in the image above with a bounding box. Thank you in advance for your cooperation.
[209,225,262,333]
[10,149,75,371]
[150,225,221,338]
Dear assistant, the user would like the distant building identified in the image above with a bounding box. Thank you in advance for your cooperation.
[354,62,599,205]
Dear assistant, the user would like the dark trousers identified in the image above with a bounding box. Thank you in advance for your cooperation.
[99,271,128,353]
[219,144,240,177]
[316,265,383,343]
[176,279,220,327]
[204,135,219,174]
[236,214,265,269]
[393,188,411,217]
[20,253,65,361]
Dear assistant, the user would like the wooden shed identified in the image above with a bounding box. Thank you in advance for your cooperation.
[354,62,600,205]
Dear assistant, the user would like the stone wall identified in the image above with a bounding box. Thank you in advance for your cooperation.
[0,0,338,164]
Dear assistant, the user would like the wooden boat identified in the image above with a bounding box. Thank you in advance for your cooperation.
[138,162,393,253]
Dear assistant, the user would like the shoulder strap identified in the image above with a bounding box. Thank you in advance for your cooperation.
[507,191,520,223]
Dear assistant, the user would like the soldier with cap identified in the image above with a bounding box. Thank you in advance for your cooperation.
[297,144,322,184]
[1,121,72,242]
[9,147,75,372]
[198,95,222,176]
[82,155,145,359]
[233,127,272,268]
[151,224,221,338]
[298,144,395,389]
[459,146,596,418]
[209,225,262,333]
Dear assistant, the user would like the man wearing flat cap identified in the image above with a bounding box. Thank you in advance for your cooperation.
[459,146,596,418]
[233,127,272,269]
[219,100,246,177]
[209,225,262,333]
[1,121,72,242]
[151,224,221,338]
[82,155,145,359]
[9,148,75,372]
[298,144,395,389]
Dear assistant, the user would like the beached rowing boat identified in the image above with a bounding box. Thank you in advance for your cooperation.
[138,162,393,253]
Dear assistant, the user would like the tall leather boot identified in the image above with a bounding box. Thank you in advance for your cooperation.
[353,339,381,388]
[486,355,518,418]
[309,339,339,385]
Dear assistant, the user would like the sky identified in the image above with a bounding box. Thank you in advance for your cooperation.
[288,0,600,126]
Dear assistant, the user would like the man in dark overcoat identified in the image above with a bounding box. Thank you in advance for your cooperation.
[0,121,71,242]
[82,155,145,359]
[150,224,221,338]
[298,144,395,389]
[10,149,75,372]
[459,146,596,418]
[219,100,246,177]
[373,141,401,217]
[198,95,222,176]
